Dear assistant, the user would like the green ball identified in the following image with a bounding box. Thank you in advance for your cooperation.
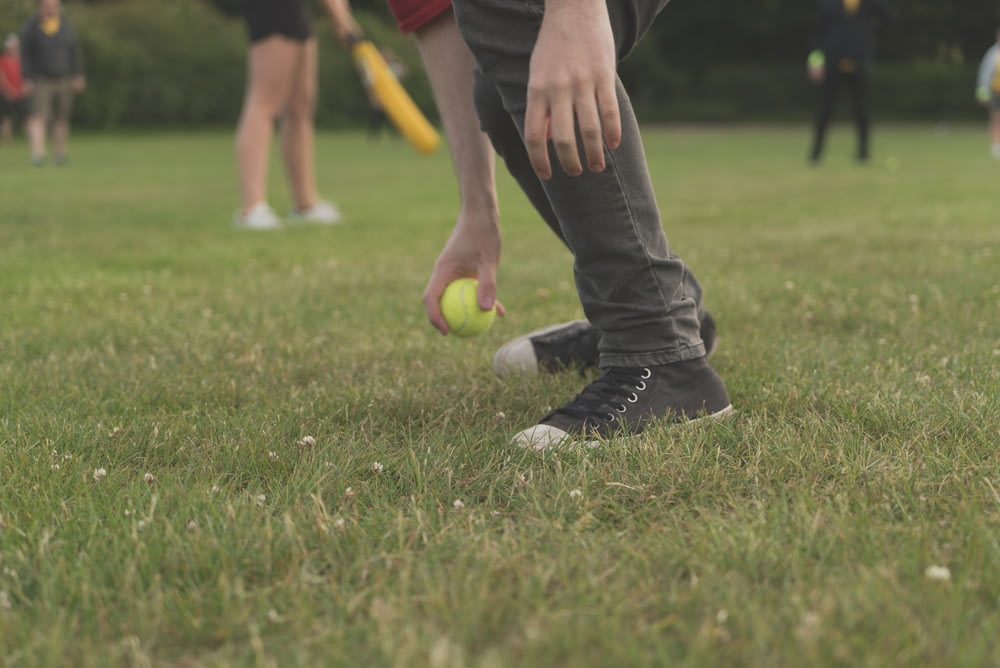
[440,278,495,337]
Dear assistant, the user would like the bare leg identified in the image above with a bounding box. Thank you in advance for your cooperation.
[990,108,1000,154]
[27,115,46,162]
[281,38,319,212]
[235,36,300,215]
[51,119,69,160]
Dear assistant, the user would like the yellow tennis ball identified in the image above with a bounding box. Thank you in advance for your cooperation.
[440,278,495,337]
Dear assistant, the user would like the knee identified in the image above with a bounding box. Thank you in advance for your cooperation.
[284,90,317,124]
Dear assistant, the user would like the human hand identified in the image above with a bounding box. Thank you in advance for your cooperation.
[71,75,85,94]
[421,208,505,335]
[807,50,825,84]
[523,0,620,180]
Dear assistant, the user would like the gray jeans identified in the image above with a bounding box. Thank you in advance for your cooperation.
[452,0,706,367]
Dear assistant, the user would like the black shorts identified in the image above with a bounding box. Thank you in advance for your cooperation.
[0,96,27,122]
[243,0,312,43]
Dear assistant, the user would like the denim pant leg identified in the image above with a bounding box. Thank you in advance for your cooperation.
[454,0,706,367]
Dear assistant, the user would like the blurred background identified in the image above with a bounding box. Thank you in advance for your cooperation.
[0,0,995,130]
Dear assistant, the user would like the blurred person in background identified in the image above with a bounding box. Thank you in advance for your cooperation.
[807,0,893,165]
[0,33,27,146]
[975,27,1000,159]
[19,0,85,166]
[234,0,361,229]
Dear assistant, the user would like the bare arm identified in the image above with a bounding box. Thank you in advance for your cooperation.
[415,9,505,334]
[317,0,363,46]
[523,0,620,180]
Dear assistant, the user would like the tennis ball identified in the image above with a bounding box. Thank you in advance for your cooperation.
[440,278,495,337]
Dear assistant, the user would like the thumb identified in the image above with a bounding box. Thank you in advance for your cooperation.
[476,271,498,312]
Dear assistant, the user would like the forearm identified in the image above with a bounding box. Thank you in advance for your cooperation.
[318,0,361,43]
[415,11,498,225]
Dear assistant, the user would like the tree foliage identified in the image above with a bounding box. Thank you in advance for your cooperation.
[1,0,995,127]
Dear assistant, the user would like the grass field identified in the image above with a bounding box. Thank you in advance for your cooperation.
[1,124,999,667]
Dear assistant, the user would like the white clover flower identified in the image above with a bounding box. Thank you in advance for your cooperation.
[187,520,198,531]
[298,435,317,447]
[93,468,107,482]
[143,473,155,484]
[333,518,346,530]
[268,451,279,461]
[344,487,355,498]
[256,494,267,506]
[924,565,951,581]
[136,519,147,530]
[209,485,221,494]
[371,462,384,473]
[569,489,583,499]
[50,464,60,471]
[453,499,465,510]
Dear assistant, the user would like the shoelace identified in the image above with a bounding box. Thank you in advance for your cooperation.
[536,325,602,369]
[548,367,652,425]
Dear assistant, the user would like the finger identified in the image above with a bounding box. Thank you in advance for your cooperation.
[524,89,553,180]
[475,271,497,313]
[596,79,621,152]
[549,91,583,177]
[421,282,450,336]
[575,96,606,173]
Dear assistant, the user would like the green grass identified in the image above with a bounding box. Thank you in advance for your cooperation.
[1,123,999,667]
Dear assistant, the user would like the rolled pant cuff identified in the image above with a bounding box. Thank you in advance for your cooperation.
[599,343,706,369]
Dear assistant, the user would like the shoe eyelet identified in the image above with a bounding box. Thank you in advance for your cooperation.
[616,403,627,413]
[640,368,652,379]
[627,392,638,403]
[635,381,646,391]
[604,413,616,422]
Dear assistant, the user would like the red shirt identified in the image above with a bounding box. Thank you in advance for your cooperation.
[384,0,451,34]
[0,54,24,100]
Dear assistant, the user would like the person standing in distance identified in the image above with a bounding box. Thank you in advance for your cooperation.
[18,0,85,166]
[234,0,362,229]
[807,0,894,165]
[975,27,1000,159]
[0,34,27,147]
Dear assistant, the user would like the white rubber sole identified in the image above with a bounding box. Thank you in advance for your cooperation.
[511,404,735,452]
[492,319,590,378]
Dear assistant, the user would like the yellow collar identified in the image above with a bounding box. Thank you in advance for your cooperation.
[40,16,60,36]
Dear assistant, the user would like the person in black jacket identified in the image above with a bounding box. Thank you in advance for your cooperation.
[19,0,84,165]
[807,0,893,165]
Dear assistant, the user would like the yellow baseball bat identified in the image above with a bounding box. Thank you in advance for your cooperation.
[351,40,440,156]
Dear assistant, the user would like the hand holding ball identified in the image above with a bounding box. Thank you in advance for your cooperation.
[440,278,495,337]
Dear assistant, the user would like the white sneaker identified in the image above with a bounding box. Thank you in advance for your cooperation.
[234,202,282,230]
[289,200,342,224]
[991,144,1000,159]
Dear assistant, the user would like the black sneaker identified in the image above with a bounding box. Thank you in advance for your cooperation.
[493,311,719,378]
[512,357,733,450]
